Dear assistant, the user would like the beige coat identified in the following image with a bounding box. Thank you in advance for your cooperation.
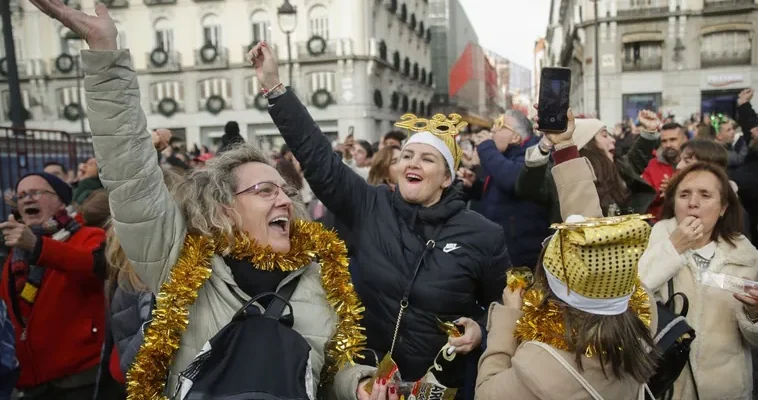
[639,218,758,400]
[82,49,340,397]
[476,155,657,400]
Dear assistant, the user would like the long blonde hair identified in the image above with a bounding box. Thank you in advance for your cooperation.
[174,143,309,241]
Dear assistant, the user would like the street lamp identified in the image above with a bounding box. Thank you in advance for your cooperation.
[277,0,297,89]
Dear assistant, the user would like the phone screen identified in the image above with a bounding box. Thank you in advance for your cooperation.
[538,68,571,133]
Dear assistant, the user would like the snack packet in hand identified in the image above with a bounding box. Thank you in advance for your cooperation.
[399,372,457,400]
[701,270,758,294]
[365,354,400,394]
[507,267,534,291]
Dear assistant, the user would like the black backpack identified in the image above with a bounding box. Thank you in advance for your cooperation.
[647,279,698,400]
[172,276,314,400]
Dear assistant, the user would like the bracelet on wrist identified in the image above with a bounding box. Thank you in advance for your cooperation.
[262,82,284,98]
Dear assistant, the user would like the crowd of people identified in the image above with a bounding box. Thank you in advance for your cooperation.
[1,1,758,400]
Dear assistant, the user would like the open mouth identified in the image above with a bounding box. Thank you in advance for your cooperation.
[406,173,423,184]
[268,216,289,233]
[23,206,40,216]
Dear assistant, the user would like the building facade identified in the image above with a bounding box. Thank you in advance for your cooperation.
[428,0,491,125]
[0,0,434,149]
[545,0,758,124]
[487,50,533,115]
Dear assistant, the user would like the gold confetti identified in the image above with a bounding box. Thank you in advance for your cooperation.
[126,220,365,400]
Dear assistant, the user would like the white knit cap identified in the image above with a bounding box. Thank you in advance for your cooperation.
[573,119,607,150]
[403,131,456,177]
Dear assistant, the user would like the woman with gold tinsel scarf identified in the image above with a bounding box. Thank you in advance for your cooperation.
[476,111,661,400]
[28,1,365,399]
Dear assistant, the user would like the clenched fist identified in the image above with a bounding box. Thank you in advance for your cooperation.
[0,215,37,251]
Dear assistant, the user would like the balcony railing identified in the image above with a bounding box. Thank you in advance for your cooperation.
[617,0,669,18]
[296,39,354,61]
[145,50,181,73]
[102,0,128,9]
[193,47,229,70]
[703,0,754,11]
[622,56,663,72]
[144,0,175,5]
[701,49,752,68]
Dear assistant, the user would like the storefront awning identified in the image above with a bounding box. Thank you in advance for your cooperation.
[622,32,665,44]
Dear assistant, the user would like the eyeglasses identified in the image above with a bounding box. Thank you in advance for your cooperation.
[235,181,299,200]
[14,190,57,202]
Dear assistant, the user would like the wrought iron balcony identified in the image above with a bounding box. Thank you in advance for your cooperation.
[617,0,669,18]
[146,50,181,73]
[144,0,176,5]
[193,47,229,70]
[622,56,663,72]
[701,48,751,68]
[296,39,353,61]
[703,0,755,11]
[102,0,129,9]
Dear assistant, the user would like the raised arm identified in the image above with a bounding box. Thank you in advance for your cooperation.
[250,43,375,226]
[83,49,186,293]
[27,0,188,293]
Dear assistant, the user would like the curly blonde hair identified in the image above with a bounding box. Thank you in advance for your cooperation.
[174,143,309,242]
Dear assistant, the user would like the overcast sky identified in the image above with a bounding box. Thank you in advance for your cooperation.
[458,0,551,69]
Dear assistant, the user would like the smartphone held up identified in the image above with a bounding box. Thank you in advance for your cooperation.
[538,67,572,133]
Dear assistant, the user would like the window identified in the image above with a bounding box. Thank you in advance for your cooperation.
[622,93,661,121]
[622,41,662,71]
[114,21,127,50]
[59,27,78,55]
[701,30,751,67]
[250,10,271,44]
[150,81,184,111]
[56,86,86,115]
[308,5,329,39]
[202,14,222,47]
[198,78,232,106]
[308,71,335,93]
[154,18,174,51]
[0,29,24,61]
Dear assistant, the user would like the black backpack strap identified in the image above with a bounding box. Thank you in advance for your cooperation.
[265,275,301,319]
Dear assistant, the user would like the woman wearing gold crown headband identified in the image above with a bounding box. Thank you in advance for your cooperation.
[248,42,509,398]
[29,2,365,399]
[477,112,661,400]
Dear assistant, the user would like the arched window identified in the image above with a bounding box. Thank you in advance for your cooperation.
[308,5,329,39]
[154,18,174,51]
[251,10,271,45]
[201,14,222,47]
[150,81,184,113]
[198,78,232,109]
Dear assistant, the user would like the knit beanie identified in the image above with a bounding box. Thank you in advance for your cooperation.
[16,172,73,205]
[572,119,607,150]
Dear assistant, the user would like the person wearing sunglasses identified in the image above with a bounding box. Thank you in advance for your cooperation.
[0,172,107,399]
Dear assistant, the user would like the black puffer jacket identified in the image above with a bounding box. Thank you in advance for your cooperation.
[269,91,509,388]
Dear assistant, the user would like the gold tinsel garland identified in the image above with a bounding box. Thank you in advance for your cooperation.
[126,220,365,400]
[513,282,651,356]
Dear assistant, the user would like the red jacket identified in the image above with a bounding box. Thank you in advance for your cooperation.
[641,156,675,219]
[0,226,106,388]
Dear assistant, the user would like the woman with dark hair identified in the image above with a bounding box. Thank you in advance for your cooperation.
[516,112,659,222]
[367,145,401,188]
[477,215,660,399]
[676,138,729,170]
[638,162,758,399]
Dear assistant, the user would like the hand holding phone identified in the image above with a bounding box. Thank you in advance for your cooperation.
[537,68,571,133]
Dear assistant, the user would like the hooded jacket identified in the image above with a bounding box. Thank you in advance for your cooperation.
[267,90,510,395]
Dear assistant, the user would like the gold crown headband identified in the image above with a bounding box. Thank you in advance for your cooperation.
[492,114,506,131]
[394,113,468,170]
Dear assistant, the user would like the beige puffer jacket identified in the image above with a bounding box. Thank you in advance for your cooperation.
[82,49,339,397]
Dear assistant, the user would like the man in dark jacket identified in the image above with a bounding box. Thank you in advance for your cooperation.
[218,121,245,154]
[458,111,549,269]
[732,88,758,245]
